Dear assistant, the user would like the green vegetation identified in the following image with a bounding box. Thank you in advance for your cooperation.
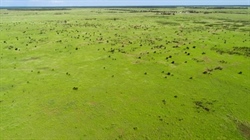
[0,7,249,139]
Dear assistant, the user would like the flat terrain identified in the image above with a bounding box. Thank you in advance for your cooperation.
[0,7,250,139]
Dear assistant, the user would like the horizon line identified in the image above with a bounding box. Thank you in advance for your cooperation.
[0,5,249,8]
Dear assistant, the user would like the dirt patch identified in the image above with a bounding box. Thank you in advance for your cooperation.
[238,122,250,139]
[228,115,250,139]
[22,57,40,61]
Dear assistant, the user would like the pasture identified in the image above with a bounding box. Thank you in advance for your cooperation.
[0,7,250,139]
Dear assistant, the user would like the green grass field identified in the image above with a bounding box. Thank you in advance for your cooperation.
[0,7,250,139]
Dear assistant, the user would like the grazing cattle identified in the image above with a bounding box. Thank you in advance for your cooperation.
[162,99,166,105]
[203,71,208,74]
[214,66,223,70]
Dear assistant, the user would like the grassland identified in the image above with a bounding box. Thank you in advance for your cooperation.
[0,7,250,139]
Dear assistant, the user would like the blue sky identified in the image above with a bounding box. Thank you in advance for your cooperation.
[0,0,249,7]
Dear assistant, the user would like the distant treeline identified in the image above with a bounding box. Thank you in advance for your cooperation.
[106,8,248,15]
[2,6,249,11]
[190,6,248,9]
[7,8,71,11]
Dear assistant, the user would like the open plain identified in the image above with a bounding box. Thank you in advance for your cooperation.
[0,7,250,139]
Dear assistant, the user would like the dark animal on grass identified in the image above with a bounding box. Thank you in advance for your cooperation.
[214,66,223,70]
